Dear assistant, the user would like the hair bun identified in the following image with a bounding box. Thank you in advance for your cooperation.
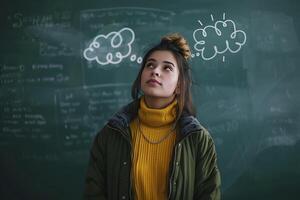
[161,33,191,60]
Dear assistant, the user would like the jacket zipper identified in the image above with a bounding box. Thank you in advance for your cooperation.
[108,123,199,200]
[107,124,134,200]
[168,143,178,199]
[168,131,198,199]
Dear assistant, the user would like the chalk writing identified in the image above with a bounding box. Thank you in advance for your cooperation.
[39,42,76,57]
[81,8,175,70]
[0,63,71,85]
[7,11,72,29]
[208,120,240,134]
[56,84,131,147]
[1,104,49,139]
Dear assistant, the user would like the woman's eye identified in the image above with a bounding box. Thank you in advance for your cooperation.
[146,63,154,68]
[164,66,173,71]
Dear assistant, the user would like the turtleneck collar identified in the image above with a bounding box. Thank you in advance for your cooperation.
[138,96,178,127]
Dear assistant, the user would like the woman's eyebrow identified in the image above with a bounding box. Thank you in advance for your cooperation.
[146,58,157,63]
[146,58,175,68]
[163,61,175,67]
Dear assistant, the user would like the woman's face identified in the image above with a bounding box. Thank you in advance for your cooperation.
[140,50,179,104]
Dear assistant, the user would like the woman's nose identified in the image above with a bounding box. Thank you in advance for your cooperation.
[151,68,160,77]
[151,71,159,77]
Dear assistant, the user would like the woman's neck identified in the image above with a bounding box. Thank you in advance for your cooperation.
[144,95,176,109]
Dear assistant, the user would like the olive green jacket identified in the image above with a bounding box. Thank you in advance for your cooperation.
[84,100,221,200]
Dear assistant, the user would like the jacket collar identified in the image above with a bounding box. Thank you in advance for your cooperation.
[108,99,203,139]
[108,99,139,131]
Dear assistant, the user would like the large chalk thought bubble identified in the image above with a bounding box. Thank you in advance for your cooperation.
[192,13,247,62]
[83,27,135,65]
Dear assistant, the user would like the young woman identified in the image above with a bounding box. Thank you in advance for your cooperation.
[84,33,221,200]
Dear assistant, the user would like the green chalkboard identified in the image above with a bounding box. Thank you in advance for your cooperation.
[1,0,299,199]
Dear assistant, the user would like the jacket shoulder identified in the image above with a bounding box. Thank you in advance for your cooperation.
[107,99,139,129]
[179,115,216,150]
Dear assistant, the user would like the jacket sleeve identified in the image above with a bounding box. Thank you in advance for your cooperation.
[194,129,221,200]
[83,127,108,200]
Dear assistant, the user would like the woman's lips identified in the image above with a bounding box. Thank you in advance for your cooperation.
[147,79,162,85]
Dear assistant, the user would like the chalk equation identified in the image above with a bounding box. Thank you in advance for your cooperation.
[83,27,142,67]
[192,13,247,62]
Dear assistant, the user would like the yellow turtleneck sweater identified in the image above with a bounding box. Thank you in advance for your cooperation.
[130,96,177,200]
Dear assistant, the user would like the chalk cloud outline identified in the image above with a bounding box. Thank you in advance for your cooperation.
[193,15,247,61]
[83,27,135,65]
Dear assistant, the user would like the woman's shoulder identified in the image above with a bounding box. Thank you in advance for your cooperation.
[179,113,206,134]
[107,99,139,128]
[179,114,214,144]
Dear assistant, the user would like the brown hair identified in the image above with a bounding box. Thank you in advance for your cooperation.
[131,33,196,121]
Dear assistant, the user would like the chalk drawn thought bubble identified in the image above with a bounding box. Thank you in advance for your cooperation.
[192,13,247,62]
[83,27,135,65]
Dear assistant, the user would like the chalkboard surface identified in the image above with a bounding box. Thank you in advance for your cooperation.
[1,0,299,199]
